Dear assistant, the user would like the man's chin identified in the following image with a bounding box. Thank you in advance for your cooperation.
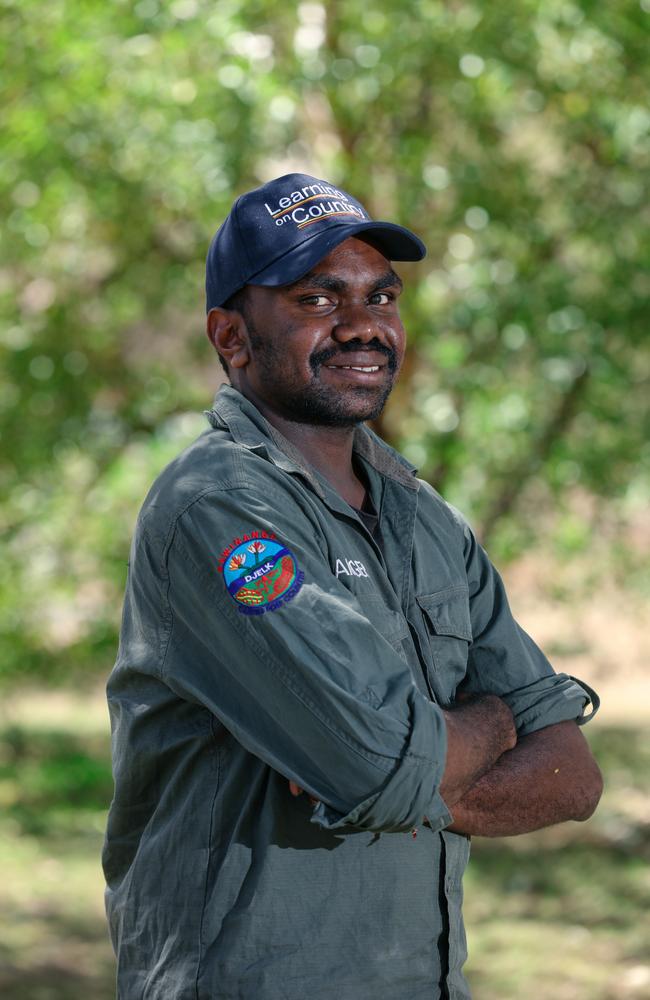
[288,396,390,427]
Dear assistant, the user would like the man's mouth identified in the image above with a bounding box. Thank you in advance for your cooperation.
[325,364,381,373]
[310,341,396,377]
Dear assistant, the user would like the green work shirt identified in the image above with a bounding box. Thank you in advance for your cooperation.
[103,385,598,1000]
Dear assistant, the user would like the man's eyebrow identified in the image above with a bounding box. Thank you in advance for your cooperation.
[289,274,346,292]
[288,270,403,293]
[372,270,403,292]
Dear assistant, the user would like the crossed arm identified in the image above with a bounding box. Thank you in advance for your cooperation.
[440,696,603,837]
[291,694,603,837]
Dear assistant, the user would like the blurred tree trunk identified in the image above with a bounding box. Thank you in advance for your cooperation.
[479,366,591,545]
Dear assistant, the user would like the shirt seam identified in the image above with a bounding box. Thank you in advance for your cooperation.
[194,738,222,1000]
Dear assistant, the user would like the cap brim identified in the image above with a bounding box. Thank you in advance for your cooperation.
[247,221,426,289]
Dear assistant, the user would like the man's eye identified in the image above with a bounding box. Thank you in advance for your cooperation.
[300,295,332,307]
[369,292,393,305]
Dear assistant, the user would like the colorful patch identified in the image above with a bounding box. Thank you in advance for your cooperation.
[219,531,304,616]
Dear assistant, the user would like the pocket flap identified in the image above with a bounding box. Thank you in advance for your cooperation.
[416,588,472,641]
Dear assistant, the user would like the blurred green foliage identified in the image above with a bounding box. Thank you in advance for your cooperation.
[1,0,648,683]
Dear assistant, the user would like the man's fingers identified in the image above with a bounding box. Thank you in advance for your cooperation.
[289,780,320,806]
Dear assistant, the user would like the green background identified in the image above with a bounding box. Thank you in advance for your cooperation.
[1,1,648,996]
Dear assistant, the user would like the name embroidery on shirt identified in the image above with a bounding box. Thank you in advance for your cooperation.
[335,558,369,579]
[218,531,304,616]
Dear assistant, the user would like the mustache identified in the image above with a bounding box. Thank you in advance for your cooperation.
[310,339,397,373]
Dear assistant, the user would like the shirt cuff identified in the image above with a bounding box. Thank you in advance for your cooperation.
[310,766,451,834]
[504,672,599,736]
[310,692,450,833]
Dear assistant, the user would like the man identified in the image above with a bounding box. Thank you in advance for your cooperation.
[103,173,602,999]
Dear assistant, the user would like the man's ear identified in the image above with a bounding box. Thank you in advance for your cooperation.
[206,307,250,369]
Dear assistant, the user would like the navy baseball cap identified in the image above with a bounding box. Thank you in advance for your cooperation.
[205,172,426,311]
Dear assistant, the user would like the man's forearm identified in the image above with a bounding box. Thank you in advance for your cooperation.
[439,694,517,805]
[446,720,603,837]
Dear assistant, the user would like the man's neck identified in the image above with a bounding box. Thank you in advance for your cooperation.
[245,397,367,509]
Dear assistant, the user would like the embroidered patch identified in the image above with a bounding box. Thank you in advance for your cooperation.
[219,531,304,616]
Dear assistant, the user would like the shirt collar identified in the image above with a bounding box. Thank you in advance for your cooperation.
[205,384,419,496]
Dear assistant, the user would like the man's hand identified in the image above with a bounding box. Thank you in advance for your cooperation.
[289,781,320,805]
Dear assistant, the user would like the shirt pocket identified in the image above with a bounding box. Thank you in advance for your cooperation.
[415,587,472,705]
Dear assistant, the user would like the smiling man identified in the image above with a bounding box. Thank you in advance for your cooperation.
[103,173,602,1000]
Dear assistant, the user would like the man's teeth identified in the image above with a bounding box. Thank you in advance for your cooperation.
[326,365,380,372]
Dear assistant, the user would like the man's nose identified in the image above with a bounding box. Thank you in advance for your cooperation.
[332,303,380,342]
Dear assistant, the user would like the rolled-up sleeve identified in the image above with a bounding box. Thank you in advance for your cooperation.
[157,485,450,833]
[461,521,599,735]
